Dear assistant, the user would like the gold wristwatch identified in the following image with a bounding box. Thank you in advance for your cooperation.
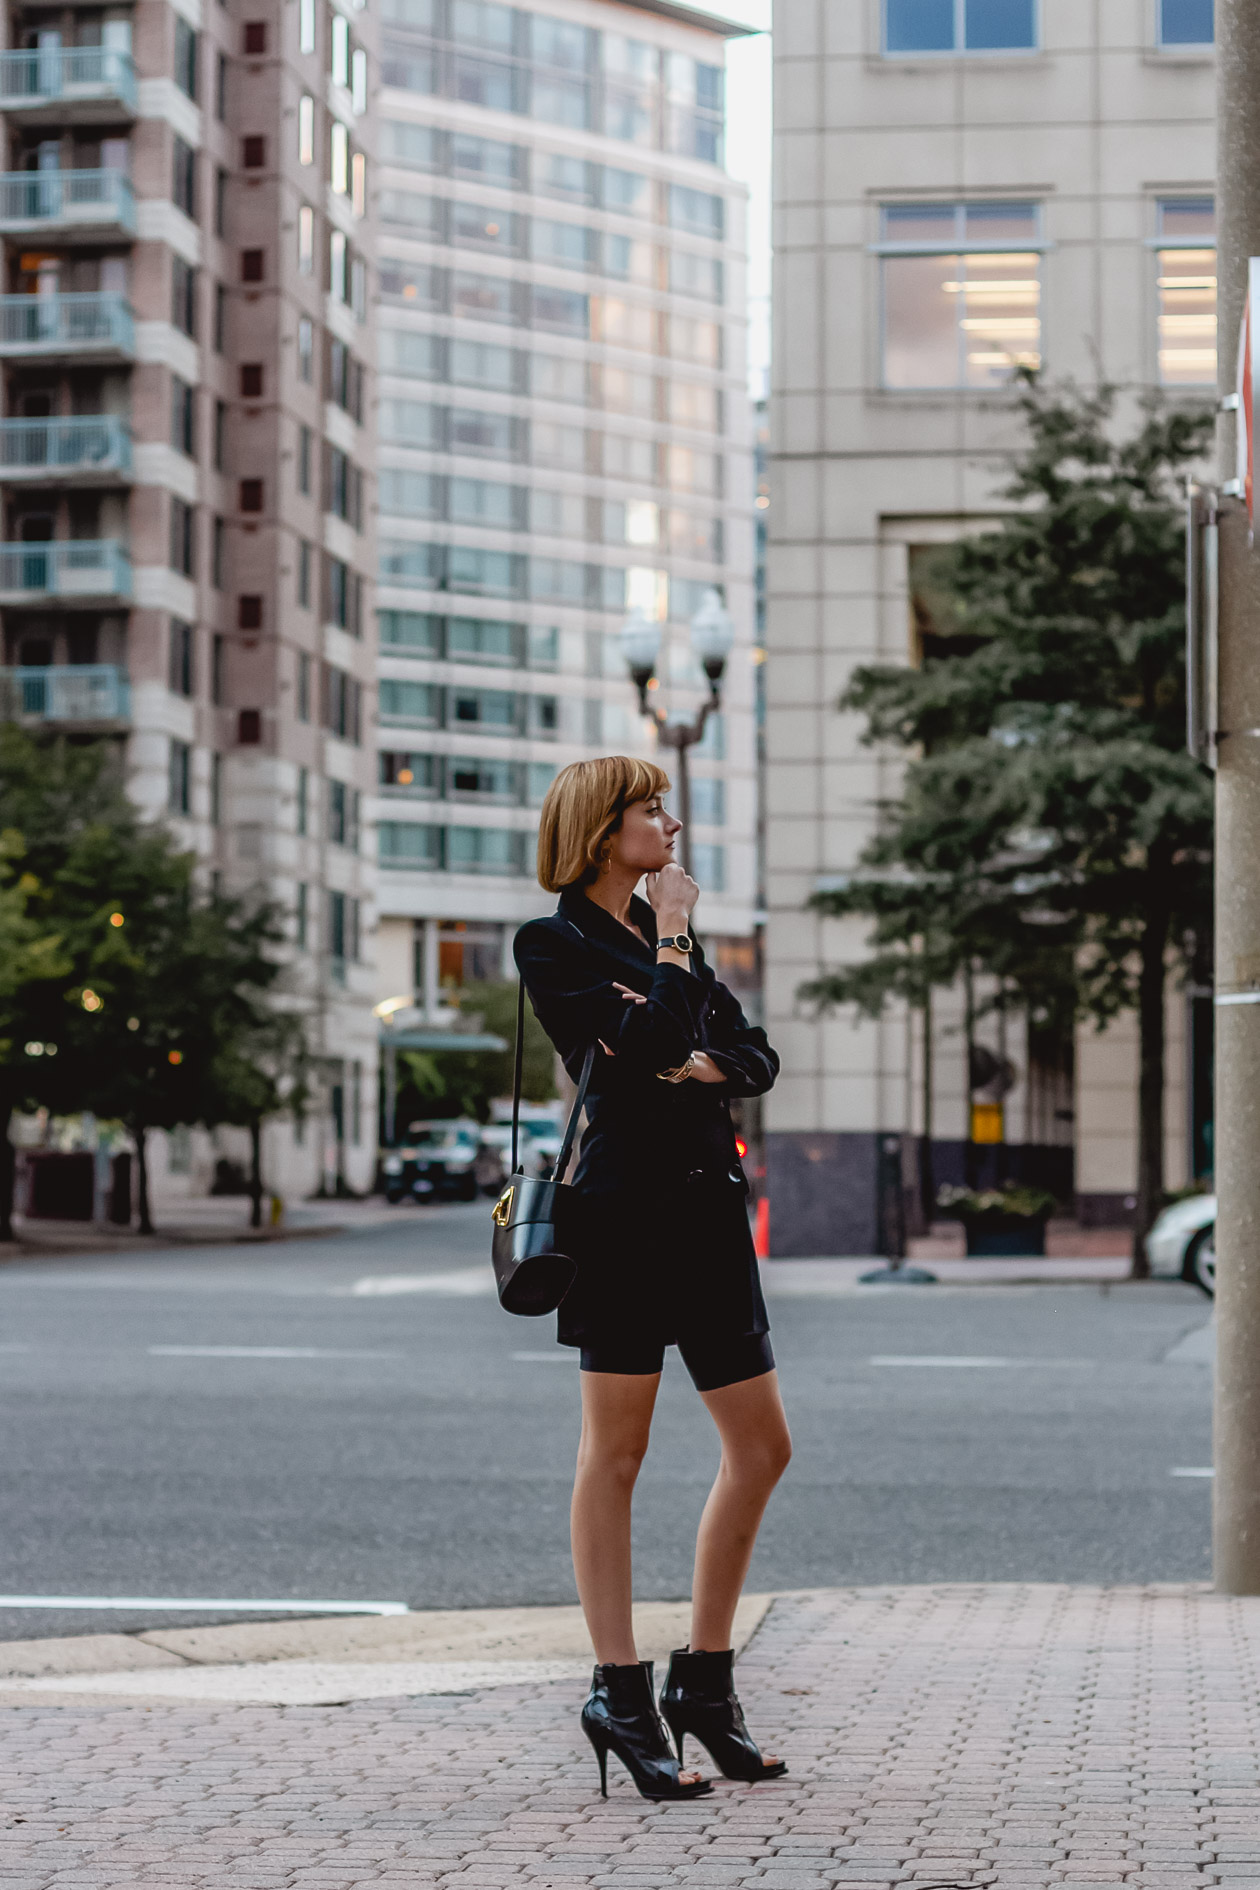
[657,1053,696,1084]
[657,934,693,954]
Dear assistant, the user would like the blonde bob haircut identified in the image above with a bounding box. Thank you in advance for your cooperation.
[536,754,671,892]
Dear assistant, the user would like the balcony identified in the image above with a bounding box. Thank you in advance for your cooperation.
[0,415,131,483]
[0,292,134,362]
[0,169,135,242]
[0,47,137,124]
[0,539,131,605]
[0,662,130,725]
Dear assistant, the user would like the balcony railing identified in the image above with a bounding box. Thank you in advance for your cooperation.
[0,46,137,114]
[0,414,131,479]
[0,539,131,601]
[0,169,135,236]
[0,664,130,723]
[0,291,134,359]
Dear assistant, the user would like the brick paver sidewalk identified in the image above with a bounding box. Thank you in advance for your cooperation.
[3,1583,1258,1890]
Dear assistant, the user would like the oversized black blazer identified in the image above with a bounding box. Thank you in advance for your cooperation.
[513,885,778,1347]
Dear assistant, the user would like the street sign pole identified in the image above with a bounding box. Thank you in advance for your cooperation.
[1213,0,1260,1592]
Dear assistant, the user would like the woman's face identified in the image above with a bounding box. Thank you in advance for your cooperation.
[607,792,681,875]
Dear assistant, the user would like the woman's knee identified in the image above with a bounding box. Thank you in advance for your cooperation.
[577,1428,650,1489]
[725,1427,792,1490]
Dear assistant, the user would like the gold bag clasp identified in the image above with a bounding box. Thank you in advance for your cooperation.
[492,1185,514,1228]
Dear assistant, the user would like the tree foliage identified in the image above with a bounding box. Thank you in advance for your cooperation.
[393,978,556,1129]
[802,379,1215,1261]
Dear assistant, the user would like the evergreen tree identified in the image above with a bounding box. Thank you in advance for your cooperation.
[803,380,1215,1268]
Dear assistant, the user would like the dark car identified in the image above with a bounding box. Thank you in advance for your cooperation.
[382,1120,499,1204]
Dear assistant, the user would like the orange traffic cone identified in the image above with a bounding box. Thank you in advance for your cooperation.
[754,1194,770,1258]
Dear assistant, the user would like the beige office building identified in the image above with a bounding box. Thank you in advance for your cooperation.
[370,0,760,1019]
[0,0,379,1199]
[767,0,1215,1251]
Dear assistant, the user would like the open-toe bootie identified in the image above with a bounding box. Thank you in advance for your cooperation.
[581,1660,713,1801]
[660,1647,787,1782]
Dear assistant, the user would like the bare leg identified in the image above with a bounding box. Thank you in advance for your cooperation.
[571,1367,703,1785]
[690,1368,792,1653]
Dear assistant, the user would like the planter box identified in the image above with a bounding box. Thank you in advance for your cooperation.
[963,1216,1047,1257]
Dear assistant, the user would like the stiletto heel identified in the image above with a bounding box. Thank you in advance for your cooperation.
[579,1661,713,1802]
[660,1648,787,1784]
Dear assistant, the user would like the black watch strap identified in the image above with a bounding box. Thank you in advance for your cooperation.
[657,933,693,953]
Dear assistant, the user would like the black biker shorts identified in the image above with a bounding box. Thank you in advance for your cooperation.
[579,1329,775,1393]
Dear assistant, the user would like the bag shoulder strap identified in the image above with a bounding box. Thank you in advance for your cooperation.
[511,977,593,1184]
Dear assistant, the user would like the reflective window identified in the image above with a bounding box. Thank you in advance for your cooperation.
[380,258,445,308]
[1159,0,1213,44]
[533,217,595,268]
[532,285,589,333]
[539,152,595,201]
[449,756,518,798]
[449,686,517,727]
[447,617,520,664]
[670,250,724,303]
[451,1,516,50]
[885,0,1037,51]
[379,820,443,866]
[531,490,586,536]
[451,271,518,323]
[449,406,518,456]
[881,201,1042,389]
[689,777,725,825]
[382,121,442,170]
[380,752,440,795]
[447,826,525,875]
[1157,197,1216,385]
[449,475,524,527]
[668,184,724,239]
[379,610,441,651]
[450,339,519,389]
[531,352,589,402]
[453,54,518,110]
[450,200,521,252]
[380,468,443,517]
[380,328,444,378]
[380,678,441,723]
[446,545,521,594]
[691,842,724,892]
[451,130,524,184]
[381,398,444,446]
[380,189,445,236]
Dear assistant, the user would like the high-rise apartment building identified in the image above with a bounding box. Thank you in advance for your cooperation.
[0,0,379,1198]
[371,0,759,1017]
[768,0,1215,1251]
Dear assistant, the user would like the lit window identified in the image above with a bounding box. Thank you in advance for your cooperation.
[299,0,316,53]
[352,152,366,218]
[298,205,314,273]
[1157,197,1216,385]
[351,47,367,112]
[880,201,1042,389]
[884,0,1037,53]
[331,13,350,87]
[1159,0,1213,45]
[298,94,314,165]
[331,121,349,194]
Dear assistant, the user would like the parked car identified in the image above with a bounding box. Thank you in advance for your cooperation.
[1145,1193,1216,1296]
[480,1117,564,1181]
[382,1120,497,1204]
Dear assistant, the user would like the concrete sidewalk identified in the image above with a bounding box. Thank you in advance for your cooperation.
[1,1583,1255,1888]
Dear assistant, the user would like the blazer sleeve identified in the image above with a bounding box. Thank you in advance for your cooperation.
[514,919,708,1077]
[700,975,780,1099]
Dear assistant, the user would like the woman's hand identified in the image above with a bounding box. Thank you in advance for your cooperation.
[687,1052,727,1085]
[645,863,699,932]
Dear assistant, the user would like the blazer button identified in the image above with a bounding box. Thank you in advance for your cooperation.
[728,1167,744,1185]
[686,1168,704,1184]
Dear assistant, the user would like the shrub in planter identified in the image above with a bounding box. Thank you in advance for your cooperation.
[937,1183,1058,1257]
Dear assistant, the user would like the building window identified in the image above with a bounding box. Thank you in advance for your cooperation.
[238,594,263,629]
[168,739,191,815]
[331,121,349,195]
[170,618,194,696]
[296,881,309,949]
[215,166,227,237]
[171,375,196,455]
[298,540,312,608]
[1159,0,1213,45]
[241,362,263,399]
[884,0,1037,53]
[210,752,222,826]
[379,821,443,869]
[169,497,195,576]
[691,841,725,892]
[1157,197,1216,384]
[175,17,198,97]
[330,228,347,300]
[241,249,265,283]
[238,707,262,743]
[381,751,439,794]
[172,256,197,336]
[243,20,266,55]
[300,0,316,54]
[214,398,226,472]
[215,48,227,119]
[299,93,315,165]
[880,201,1042,389]
[173,135,197,219]
[352,49,368,114]
[447,826,524,877]
[329,779,359,848]
[212,515,225,588]
[298,317,314,382]
[240,478,264,514]
[298,425,312,495]
[297,764,310,834]
[298,652,311,722]
[298,205,315,275]
[214,282,226,352]
[211,633,225,705]
[243,135,266,169]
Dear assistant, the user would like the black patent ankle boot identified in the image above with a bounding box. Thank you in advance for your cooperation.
[660,1647,787,1782]
[580,1660,713,1801]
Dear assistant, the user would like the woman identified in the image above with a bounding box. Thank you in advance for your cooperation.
[514,755,792,1803]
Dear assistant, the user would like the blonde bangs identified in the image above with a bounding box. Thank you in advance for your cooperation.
[535,755,671,892]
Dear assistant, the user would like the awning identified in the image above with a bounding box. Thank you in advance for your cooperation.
[383,1030,508,1052]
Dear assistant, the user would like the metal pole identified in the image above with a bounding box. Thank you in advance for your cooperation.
[383,1033,397,1148]
[674,729,692,876]
[1213,0,1260,1593]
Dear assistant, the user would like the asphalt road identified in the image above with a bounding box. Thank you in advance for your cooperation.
[0,1207,1214,1642]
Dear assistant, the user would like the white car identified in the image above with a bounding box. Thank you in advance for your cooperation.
[1145,1194,1216,1296]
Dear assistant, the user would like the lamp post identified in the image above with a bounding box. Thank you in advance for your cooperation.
[619,588,734,874]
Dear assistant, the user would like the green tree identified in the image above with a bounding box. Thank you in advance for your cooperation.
[394,978,556,1129]
[0,832,71,1239]
[802,380,1215,1269]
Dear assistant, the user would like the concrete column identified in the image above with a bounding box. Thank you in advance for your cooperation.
[1213,0,1260,1592]
[421,919,440,1022]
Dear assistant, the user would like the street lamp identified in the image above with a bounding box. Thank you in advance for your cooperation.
[619,588,734,873]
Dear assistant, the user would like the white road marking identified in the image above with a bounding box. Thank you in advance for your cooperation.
[146,1346,401,1359]
[6,1657,589,1706]
[350,1270,493,1297]
[0,1595,409,1614]
[1170,1467,1215,1478]
[511,1350,578,1362]
[868,1355,1093,1369]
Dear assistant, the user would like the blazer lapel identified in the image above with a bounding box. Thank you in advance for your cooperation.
[558,886,657,982]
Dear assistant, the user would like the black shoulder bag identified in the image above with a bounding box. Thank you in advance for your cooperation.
[491,979,595,1317]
